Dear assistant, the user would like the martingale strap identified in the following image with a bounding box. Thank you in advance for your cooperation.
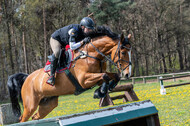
[64,69,88,95]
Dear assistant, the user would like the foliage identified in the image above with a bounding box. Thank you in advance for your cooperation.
[88,0,132,27]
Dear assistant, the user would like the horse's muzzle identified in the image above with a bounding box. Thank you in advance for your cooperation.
[125,74,129,79]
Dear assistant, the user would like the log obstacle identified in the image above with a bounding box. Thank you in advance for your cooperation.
[8,100,160,126]
[99,84,139,107]
[159,74,190,95]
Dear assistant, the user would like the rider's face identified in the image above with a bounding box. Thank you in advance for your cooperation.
[84,27,93,33]
[81,26,94,36]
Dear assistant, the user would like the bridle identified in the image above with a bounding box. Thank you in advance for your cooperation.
[88,38,132,73]
[112,40,132,72]
[73,37,132,74]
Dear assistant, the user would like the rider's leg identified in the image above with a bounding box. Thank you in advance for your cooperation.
[47,37,61,86]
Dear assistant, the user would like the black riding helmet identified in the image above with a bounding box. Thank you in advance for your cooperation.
[80,17,95,29]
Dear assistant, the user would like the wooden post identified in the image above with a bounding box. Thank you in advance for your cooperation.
[143,77,146,83]
[99,94,114,107]
[132,78,135,84]
[172,74,176,82]
[157,76,160,83]
[160,76,166,95]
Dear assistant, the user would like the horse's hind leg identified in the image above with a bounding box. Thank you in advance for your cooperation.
[32,96,58,120]
[20,97,40,122]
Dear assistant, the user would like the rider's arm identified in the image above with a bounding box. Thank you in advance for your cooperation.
[69,41,82,50]
[68,28,83,50]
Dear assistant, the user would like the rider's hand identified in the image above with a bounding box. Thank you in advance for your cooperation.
[83,37,91,44]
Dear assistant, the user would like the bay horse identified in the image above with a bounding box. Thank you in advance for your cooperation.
[10,28,132,122]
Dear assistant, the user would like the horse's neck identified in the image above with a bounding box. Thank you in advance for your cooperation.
[90,37,117,55]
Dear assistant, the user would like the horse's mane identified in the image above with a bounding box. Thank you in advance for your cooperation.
[88,26,119,40]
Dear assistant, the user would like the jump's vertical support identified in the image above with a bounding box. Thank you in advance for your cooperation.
[99,84,139,107]
[159,76,166,95]
[99,94,114,107]
[124,89,139,102]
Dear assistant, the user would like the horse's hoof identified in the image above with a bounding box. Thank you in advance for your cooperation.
[94,88,106,99]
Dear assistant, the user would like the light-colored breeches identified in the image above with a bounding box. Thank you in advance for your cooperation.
[50,37,61,58]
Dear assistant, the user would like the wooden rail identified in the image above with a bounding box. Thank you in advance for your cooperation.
[121,71,190,84]
[159,74,190,81]
[159,74,190,94]
[164,82,190,88]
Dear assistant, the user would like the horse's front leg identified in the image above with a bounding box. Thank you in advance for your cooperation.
[84,72,120,99]
[106,73,120,91]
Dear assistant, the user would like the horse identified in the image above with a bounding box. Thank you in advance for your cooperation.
[9,28,132,122]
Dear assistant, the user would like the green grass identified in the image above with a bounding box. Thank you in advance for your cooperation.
[44,80,190,125]
[1,80,190,125]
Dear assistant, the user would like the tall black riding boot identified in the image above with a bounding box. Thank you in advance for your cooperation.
[47,54,58,86]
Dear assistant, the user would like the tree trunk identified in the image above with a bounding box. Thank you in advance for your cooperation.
[161,53,167,73]
[133,50,140,76]
[22,27,29,74]
[176,34,184,70]
[10,18,19,72]
[0,42,9,100]
[43,4,47,64]
[3,0,15,74]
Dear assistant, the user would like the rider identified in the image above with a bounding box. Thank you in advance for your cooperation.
[47,17,95,86]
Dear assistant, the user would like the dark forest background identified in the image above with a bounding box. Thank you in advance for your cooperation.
[0,0,190,100]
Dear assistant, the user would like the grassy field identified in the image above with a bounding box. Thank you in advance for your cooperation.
[1,79,190,126]
[44,79,190,126]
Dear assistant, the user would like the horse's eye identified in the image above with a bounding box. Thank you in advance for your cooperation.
[121,52,126,55]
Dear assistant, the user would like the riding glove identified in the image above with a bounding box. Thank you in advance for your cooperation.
[83,37,91,44]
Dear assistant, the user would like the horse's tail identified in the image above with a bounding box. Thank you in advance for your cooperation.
[7,73,28,117]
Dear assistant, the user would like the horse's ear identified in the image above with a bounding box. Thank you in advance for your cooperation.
[120,33,125,43]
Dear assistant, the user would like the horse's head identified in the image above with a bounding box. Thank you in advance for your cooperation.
[111,34,132,79]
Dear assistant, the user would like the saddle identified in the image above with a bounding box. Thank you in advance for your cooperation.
[44,45,88,95]
[44,47,73,73]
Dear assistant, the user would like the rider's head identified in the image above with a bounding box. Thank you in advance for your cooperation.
[80,17,95,36]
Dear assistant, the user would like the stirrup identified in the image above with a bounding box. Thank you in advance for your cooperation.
[46,76,55,86]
